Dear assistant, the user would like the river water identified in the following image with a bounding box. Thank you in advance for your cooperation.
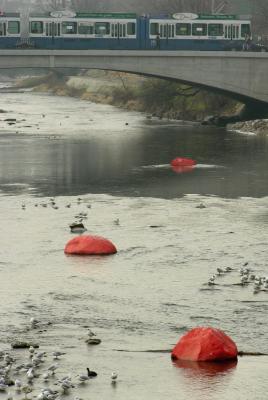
[0,91,268,400]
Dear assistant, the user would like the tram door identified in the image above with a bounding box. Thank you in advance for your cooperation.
[111,23,127,38]
[45,22,61,37]
[0,22,6,36]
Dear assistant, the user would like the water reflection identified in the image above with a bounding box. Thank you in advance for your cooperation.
[173,359,237,397]
[1,93,268,198]
[171,165,195,174]
[174,359,238,377]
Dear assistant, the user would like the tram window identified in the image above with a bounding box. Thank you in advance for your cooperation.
[0,22,5,36]
[95,22,110,35]
[208,24,223,36]
[150,23,159,35]
[176,23,191,36]
[78,23,93,35]
[192,24,207,36]
[62,22,77,34]
[30,21,43,34]
[127,22,136,35]
[241,24,251,37]
[8,21,20,34]
[235,26,239,38]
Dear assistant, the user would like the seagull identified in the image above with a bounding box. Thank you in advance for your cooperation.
[4,354,14,365]
[87,329,96,338]
[208,279,215,286]
[240,275,248,285]
[26,368,35,381]
[52,351,65,360]
[78,373,89,383]
[21,384,32,399]
[15,379,23,391]
[42,372,49,382]
[35,351,46,359]
[196,203,206,209]
[111,372,118,383]
[41,389,58,400]
[114,219,120,226]
[48,364,58,375]
[29,346,35,356]
[69,222,87,234]
[217,267,224,275]
[60,379,73,392]
[30,317,40,328]
[0,383,8,391]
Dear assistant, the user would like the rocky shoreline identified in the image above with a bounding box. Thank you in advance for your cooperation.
[227,119,268,135]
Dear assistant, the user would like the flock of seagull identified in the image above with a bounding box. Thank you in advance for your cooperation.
[21,198,120,233]
[207,262,268,293]
[0,319,118,400]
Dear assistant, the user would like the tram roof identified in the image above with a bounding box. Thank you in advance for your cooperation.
[30,12,137,19]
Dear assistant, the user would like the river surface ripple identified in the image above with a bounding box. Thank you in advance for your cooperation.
[0,92,268,400]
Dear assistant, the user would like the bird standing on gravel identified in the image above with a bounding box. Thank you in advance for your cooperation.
[111,372,118,383]
[30,317,40,328]
[52,351,66,360]
[48,364,58,375]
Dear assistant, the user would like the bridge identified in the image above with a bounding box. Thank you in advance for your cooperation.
[0,50,267,106]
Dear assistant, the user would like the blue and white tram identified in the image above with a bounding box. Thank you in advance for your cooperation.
[28,12,139,50]
[0,11,253,51]
[148,13,251,51]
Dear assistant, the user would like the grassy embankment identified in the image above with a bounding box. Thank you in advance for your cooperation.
[15,70,241,122]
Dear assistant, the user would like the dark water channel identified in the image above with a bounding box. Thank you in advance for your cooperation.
[0,92,268,400]
[0,93,268,199]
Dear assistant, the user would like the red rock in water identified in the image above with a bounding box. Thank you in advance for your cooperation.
[171,327,238,362]
[171,157,197,167]
[64,235,117,255]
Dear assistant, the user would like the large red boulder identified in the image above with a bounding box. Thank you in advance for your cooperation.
[171,327,238,362]
[171,157,196,167]
[65,235,117,255]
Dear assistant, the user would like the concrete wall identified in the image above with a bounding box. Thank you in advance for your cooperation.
[0,50,267,104]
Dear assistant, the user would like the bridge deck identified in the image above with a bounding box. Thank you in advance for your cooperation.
[0,50,267,104]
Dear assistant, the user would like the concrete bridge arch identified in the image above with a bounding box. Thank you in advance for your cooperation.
[0,49,268,111]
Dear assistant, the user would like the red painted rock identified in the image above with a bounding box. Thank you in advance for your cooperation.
[64,235,117,255]
[171,327,238,362]
[171,157,197,167]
